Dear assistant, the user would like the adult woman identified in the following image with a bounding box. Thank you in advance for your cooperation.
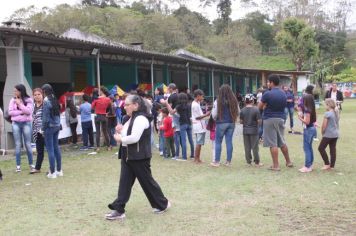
[42,84,62,179]
[211,85,239,167]
[30,88,45,174]
[106,94,170,220]
[65,99,78,146]
[92,86,111,151]
[8,84,34,172]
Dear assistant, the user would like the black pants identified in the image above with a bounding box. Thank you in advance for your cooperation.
[69,122,78,144]
[35,133,45,170]
[108,158,168,214]
[164,136,175,158]
[95,115,110,147]
[318,137,338,168]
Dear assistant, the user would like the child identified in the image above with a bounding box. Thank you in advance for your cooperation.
[79,94,94,150]
[107,95,118,150]
[191,89,210,163]
[172,112,182,160]
[298,94,317,173]
[160,108,175,159]
[240,94,262,166]
[318,98,339,170]
[65,99,78,146]
[157,109,165,156]
[206,115,216,163]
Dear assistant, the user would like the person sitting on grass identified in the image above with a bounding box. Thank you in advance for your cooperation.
[240,94,263,167]
[160,108,175,159]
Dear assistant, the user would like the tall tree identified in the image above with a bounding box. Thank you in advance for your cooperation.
[275,18,319,71]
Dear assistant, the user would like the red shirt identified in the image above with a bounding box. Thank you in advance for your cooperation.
[92,96,111,115]
[161,116,174,138]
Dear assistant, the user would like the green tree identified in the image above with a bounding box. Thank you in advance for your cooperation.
[275,18,318,71]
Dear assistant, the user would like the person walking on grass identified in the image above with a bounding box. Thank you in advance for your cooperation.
[318,98,340,170]
[65,99,78,147]
[30,88,45,174]
[283,85,295,133]
[240,94,263,167]
[211,85,239,167]
[92,86,111,151]
[298,94,317,173]
[41,84,63,179]
[206,115,216,163]
[106,94,170,220]
[160,108,175,159]
[8,84,34,172]
[191,89,210,163]
[258,75,293,171]
[79,94,94,150]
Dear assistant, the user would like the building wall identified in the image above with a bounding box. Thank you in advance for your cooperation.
[31,57,71,88]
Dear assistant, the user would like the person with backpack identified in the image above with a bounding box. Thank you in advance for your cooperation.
[65,99,78,146]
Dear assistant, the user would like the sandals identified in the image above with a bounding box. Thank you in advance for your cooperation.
[268,166,281,171]
[286,162,294,168]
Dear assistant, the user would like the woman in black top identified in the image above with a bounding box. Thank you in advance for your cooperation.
[106,94,170,220]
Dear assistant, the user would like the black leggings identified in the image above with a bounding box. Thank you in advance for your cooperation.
[318,137,338,168]
[69,122,78,144]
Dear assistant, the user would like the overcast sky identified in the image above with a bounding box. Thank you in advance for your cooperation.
[1,0,355,29]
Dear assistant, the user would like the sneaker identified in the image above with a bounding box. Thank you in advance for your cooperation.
[298,166,312,173]
[88,146,95,149]
[171,156,177,160]
[313,138,319,142]
[56,170,63,177]
[210,162,220,167]
[105,210,126,220]
[16,166,21,172]
[30,165,35,170]
[224,161,232,167]
[80,146,89,151]
[153,201,171,214]
[30,169,41,174]
[176,158,187,161]
[159,151,164,156]
[47,172,57,179]
[254,163,264,167]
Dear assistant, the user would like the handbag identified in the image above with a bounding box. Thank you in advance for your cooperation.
[4,109,12,123]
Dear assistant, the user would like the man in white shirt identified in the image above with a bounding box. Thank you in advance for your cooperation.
[191,89,210,163]
[325,83,344,110]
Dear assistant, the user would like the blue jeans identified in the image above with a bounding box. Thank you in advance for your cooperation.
[284,106,294,129]
[303,126,316,168]
[180,124,194,159]
[109,127,117,146]
[215,123,235,163]
[44,126,62,174]
[12,121,33,166]
[159,130,165,153]
[81,121,94,147]
[174,131,181,157]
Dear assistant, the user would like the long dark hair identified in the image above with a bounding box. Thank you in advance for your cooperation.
[100,86,110,97]
[303,94,316,124]
[217,84,239,122]
[41,84,60,117]
[66,99,77,118]
[15,84,30,105]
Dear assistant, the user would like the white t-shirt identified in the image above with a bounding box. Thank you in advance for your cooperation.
[121,115,149,147]
[331,91,337,101]
[191,100,206,134]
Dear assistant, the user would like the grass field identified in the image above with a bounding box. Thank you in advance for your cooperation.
[0,100,355,235]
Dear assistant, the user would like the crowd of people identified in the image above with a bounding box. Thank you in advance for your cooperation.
[0,75,343,219]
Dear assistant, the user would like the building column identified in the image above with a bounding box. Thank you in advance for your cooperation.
[261,71,267,87]
[3,36,31,149]
[133,62,138,84]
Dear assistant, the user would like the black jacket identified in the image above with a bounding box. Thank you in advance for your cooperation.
[325,89,343,102]
[118,112,151,161]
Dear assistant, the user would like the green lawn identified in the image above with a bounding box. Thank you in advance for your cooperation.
[1,100,355,235]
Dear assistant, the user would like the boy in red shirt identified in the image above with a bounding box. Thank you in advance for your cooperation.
[160,108,175,159]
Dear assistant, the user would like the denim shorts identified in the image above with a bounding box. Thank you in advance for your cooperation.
[195,132,206,145]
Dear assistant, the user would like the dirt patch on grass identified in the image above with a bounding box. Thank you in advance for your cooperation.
[276,205,356,235]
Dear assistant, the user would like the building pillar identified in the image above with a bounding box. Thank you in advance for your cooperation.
[261,71,267,86]
[86,59,96,86]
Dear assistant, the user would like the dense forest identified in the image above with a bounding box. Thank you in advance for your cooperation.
[8,0,356,84]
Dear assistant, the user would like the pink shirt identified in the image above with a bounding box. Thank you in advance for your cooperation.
[8,97,33,122]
